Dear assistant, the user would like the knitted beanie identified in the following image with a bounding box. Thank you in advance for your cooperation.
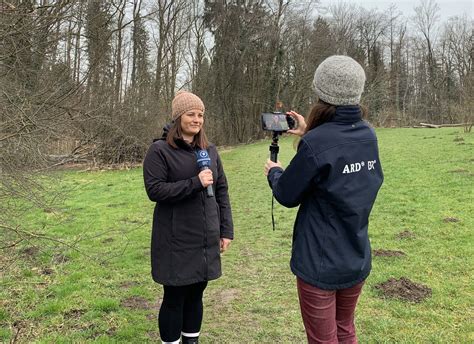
[312,55,366,105]
[171,91,205,120]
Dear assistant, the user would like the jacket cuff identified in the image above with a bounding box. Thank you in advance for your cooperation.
[267,166,283,188]
[191,176,205,191]
[220,231,234,240]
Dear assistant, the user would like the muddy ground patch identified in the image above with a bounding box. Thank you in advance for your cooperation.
[375,277,432,303]
[395,230,415,240]
[373,249,406,257]
[120,296,152,310]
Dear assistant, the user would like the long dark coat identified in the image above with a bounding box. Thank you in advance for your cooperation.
[143,135,233,286]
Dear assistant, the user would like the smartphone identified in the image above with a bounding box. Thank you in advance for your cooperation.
[261,112,295,132]
[261,112,296,132]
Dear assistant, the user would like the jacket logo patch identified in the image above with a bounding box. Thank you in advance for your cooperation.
[342,160,377,174]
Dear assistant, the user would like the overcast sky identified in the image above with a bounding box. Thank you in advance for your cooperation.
[318,0,473,21]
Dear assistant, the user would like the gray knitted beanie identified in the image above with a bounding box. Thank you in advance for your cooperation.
[312,55,366,105]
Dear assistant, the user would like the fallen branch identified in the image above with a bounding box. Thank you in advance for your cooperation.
[0,223,92,259]
[419,122,441,128]
[0,239,24,250]
[417,122,472,128]
[439,123,472,128]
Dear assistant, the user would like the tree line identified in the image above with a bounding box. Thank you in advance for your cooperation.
[1,0,472,167]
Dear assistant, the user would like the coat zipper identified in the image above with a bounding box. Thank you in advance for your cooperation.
[201,192,208,279]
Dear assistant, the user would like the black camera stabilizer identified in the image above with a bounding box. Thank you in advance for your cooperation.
[269,131,281,162]
[268,131,282,231]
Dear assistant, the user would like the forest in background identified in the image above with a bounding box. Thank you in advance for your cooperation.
[1,0,472,166]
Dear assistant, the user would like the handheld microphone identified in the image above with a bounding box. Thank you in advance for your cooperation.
[195,149,214,197]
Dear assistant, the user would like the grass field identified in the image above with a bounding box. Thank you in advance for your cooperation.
[1,127,473,343]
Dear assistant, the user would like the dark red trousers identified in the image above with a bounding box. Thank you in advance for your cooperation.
[297,277,365,344]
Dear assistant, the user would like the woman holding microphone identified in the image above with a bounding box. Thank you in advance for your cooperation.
[144,91,233,344]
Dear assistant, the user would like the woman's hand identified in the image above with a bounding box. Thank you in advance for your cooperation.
[286,110,306,137]
[198,169,213,187]
[264,159,282,176]
[220,238,231,253]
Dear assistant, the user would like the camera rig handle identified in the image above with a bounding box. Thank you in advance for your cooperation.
[269,131,281,162]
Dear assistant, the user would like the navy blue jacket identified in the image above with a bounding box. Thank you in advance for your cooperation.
[268,106,383,290]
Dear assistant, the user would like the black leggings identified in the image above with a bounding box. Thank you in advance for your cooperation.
[159,281,208,342]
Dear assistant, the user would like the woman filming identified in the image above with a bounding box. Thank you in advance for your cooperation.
[264,56,383,343]
[144,91,233,344]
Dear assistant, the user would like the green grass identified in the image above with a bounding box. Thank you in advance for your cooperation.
[1,128,473,343]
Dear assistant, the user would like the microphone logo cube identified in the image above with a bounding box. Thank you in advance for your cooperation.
[196,150,211,168]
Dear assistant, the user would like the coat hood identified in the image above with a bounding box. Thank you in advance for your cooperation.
[153,122,173,142]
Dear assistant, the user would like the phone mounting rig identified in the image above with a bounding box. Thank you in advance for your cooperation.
[269,131,281,163]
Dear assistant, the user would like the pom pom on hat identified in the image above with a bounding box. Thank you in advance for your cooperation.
[312,55,366,106]
[171,91,205,120]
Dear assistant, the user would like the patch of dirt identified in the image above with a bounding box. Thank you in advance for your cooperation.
[84,323,99,339]
[206,288,239,311]
[147,331,161,340]
[443,217,460,223]
[449,168,468,173]
[374,277,432,303]
[146,313,157,322]
[373,249,406,257]
[21,246,39,257]
[41,267,54,275]
[64,309,86,319]
[105,326,116,336]
[120,296,151,310]
[217,288,239,304]
[120,218,144,224]
[119,281,139,289]
[52,253,69,264]
[395,230,415,239]
[102,237,114,243]
[106,203,126,208]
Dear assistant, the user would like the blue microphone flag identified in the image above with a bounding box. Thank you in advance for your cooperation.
[195,149,214,197]
[196,149,211,168]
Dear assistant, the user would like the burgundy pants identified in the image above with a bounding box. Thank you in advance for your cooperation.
[297,277,365,344]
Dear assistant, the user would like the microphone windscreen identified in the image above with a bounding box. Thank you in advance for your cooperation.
[196,149,211,169]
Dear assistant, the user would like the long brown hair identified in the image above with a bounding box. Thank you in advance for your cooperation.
[305,100,368,134]
[166,116,209,149]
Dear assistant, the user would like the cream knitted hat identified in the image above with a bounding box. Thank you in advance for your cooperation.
[171,91,205,120]
[312,55,366,105]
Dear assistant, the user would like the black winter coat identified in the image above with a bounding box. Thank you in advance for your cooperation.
[268,106,383,290]
[143,133,233,286]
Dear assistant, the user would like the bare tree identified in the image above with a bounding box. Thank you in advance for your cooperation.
[413,0,441,122]
[356,7,389,119]
[326,1,359,56]
[385,5,409,123]
[112,0,127,106]
[151,0,193,112]
[0,0,83,255]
